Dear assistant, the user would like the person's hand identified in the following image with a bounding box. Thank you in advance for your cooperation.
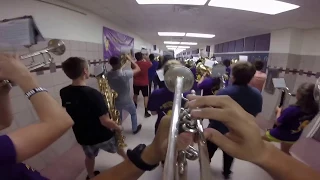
[108,120,122,131]
[187,95,272,165]
[125,54,132,61]
[0,54,32,85]
[142,115,193,165]
[0,81,11,95]
[202,72,207,77]
[275,107,282,115]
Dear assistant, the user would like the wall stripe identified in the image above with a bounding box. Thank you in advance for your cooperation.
[268,66,320,78]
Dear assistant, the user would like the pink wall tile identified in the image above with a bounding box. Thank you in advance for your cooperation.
[9,86,24,98]
[35,73,55,89]
[40,145,85,180]
[11,95,28,114]
[24,155,47,171]
[52,71,70,86]
[38,146,59,165]
[14,109,37,128]
[291,138,320,172]
[0,120,19,135]
[51,132,77,156]
[60,50,71,62]
[70,40,80,51]
[78,42,87,51]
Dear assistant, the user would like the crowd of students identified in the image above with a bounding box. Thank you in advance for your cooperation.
[1,53,320,180]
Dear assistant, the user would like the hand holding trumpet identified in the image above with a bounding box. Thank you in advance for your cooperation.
[0,54,35,88]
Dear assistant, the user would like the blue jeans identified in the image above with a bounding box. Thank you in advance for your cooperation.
[116,101,138,132]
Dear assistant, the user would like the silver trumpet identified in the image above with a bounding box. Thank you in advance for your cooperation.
[163,65,212,180]
[2,39,65,85]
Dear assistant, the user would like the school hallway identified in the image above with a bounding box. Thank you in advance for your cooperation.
[76,95,273,180]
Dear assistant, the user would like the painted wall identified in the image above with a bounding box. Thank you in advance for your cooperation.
[0,0,152,50]
[259,28,320,172]
[0,0,154,177]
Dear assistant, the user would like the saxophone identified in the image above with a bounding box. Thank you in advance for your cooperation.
[95,74,127,148]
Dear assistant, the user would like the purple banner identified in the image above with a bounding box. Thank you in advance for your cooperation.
[103,27,134,59]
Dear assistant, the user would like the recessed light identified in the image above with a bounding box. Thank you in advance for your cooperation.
[158,32,186,36]
[208,0,299,15]
[136,0,207,5]
[180,42,198,45]
[186,33,215,38]
[164,41,181,45]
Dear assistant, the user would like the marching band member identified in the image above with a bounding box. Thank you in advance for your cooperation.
[197,72,221,96]
[60,57,125,179]
[147,60,190,135]
[156,55,173,89]
[148,54,159,94]
[0,54,74,180]
[249,60,267,92]
[223,59,231,87]
[133,52,152,118]
[206,62,262,179]
[1,55,319,180]
[263,83,318,155]
[189,60,202,95]
[107,55,142,134]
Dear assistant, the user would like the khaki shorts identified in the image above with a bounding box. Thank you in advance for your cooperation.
[81,137,117,158]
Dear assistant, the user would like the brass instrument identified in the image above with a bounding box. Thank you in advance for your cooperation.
[231,59,239,64]
[2,39,65,85]
[163,66,212,180]
[210,63,228,94]
[195,62,212,82]
[119,53,129,67]
[93,72,127,148]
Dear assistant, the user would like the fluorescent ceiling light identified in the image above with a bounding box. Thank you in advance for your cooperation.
[186,33,215,38]
[180,42,198,45]
[136,0,207,5]
[158,32,186,36]
[166,45,178,48]
[177,46,190,49]
[208,0,299,15]
[164,41,181,45]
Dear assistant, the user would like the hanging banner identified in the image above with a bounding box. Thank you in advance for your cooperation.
[103,27,134,60]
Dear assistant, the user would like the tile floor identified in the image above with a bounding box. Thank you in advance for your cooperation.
[76,95,273,180]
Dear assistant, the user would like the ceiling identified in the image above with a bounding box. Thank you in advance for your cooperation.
[60,0,320,51]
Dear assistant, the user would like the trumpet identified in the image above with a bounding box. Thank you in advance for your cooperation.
[2,39,65,85]
[163,66,212,180]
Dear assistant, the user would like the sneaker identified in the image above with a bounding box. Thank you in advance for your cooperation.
[222,171,232,180]
[144,111,151,118]
[133,124,142,134]
[86,171,100,180]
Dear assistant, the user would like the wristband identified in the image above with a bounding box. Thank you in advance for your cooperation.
[127,144,159,171]
[25,87,48,99]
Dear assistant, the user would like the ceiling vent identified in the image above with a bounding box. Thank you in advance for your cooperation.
[173,5,201,14]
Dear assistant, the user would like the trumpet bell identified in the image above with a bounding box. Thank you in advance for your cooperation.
[120,53,129,67]
[164,66,194,93]
[47,39,66,56]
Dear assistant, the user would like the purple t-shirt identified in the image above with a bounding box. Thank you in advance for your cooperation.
[0,135,48,180]
[197,77,220,96]
[147,87,189,133]
[225,67,231,87]
[190,67,198,91]
[270,106,315,142]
